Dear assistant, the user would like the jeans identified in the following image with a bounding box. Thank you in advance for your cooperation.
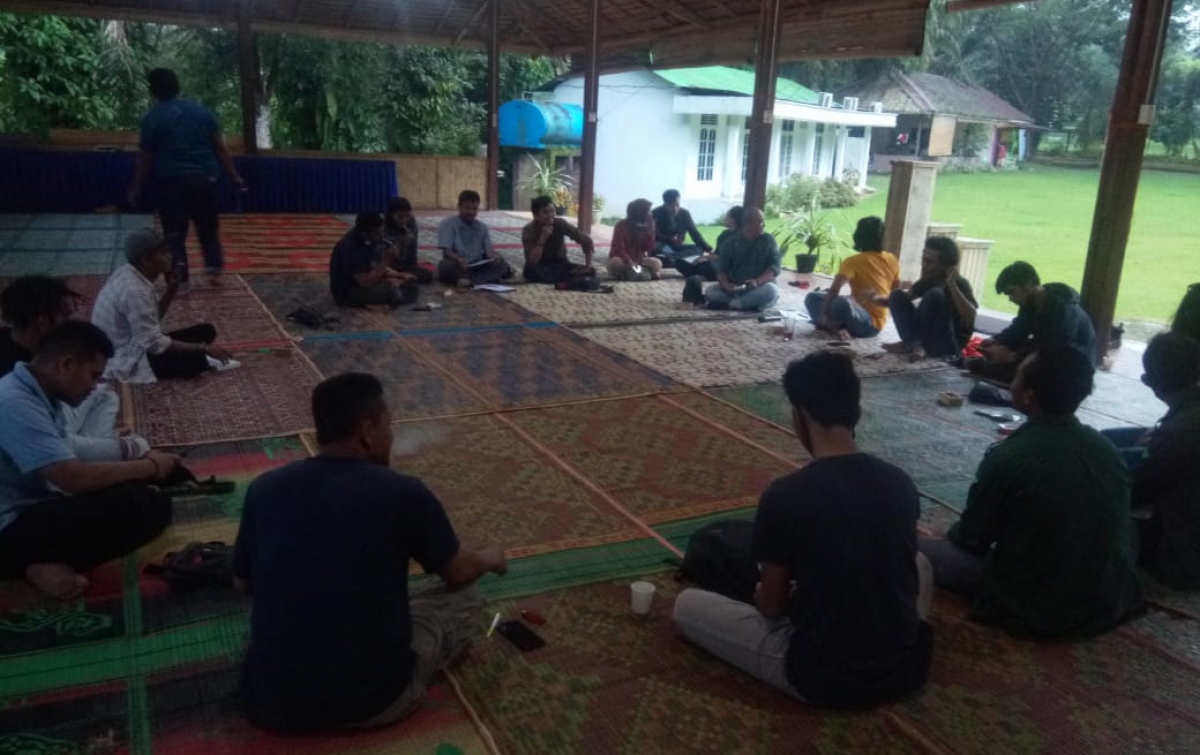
[672,587,802,698]
[917,536,985,596]
[888,288,958,356]
[0,483,172,578]
[1101,427,1151,472]
[157,175,223,281]
[804,292,879,338]
[147,323,217,380]
[704,281,779,312]
[347,582,485,728]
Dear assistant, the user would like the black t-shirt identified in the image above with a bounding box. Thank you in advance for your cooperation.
[752,453,932,708]
[0,328,32,377]
[234,456,461,733]
[910,276,978,348]
[329,230,380,306]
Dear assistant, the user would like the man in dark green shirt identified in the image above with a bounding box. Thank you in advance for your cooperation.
[919,346,1143,638]
[703,207,781,312]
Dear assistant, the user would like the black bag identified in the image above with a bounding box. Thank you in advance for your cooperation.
[680,519,758,604]
[968,381,1013,407]
[145,541,235,590]
[286,306,326,329]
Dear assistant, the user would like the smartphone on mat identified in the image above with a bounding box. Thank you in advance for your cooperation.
[496,620,546,651]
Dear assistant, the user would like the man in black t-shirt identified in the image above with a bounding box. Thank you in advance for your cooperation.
[673,351,933,709]
[330,212,418,308]
[234,373,507,733]
[884,236,978,360]
[652,188,711,267]
[521,195,598,289]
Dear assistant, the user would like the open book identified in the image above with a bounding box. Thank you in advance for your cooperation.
[466,258,498,268]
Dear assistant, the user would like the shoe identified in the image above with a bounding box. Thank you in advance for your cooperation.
[206,356,241,372]
[682,275,705,305]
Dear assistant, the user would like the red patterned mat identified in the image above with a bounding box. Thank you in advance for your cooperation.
[161,276,292,351]
[176,214,349,274]
[130,351,321,446]
[455,578,1200,755]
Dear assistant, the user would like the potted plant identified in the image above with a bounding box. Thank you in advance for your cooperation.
[779,200,842,273]
[520,156,575,214]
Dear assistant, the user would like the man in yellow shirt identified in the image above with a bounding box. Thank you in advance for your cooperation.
[804,217,900,340]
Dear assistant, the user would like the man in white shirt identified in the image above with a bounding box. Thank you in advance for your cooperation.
[92,230,238,383]
[436,190,512,287]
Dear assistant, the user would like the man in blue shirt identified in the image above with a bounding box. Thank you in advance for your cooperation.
[128,68,245,285]
[0,322,179,600]
[235,372,507,733]
[437,190,513,287]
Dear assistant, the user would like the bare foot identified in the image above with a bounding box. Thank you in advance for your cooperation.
[882,341,909,354]
[907,346,927,363]
[25,563,88,600]
[837,329,852,341]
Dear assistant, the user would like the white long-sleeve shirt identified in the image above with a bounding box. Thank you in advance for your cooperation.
[91,264,172,383]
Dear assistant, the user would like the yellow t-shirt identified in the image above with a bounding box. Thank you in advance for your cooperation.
[837,251,900,330]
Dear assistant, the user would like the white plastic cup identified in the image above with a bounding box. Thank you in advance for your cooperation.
[781,312,797,336]
[630,581,656,615]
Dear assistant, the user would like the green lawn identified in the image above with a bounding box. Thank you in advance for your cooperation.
[697,165,1200,322]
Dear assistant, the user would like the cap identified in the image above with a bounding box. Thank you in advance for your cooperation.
[124,229,167,264]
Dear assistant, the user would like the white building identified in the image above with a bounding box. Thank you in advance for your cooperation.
[546,66,897,221]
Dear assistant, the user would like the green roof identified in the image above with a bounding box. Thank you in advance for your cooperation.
[654,66,820,105]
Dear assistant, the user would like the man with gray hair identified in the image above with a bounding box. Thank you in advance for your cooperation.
[700,207,780,312]
[92,229,239,382]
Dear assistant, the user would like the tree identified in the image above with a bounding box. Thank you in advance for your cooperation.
[1153,55,1200,158]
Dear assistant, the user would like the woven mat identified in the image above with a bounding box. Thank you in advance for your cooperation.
[580,318,946,388]
[161,276,292,351]
[455,577,1200,755]
[178,213,349,274]
[130,351,321,446]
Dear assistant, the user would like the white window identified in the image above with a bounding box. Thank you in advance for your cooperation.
[779,120,795,179]
[741,117,751,182]
[696,114,718,182]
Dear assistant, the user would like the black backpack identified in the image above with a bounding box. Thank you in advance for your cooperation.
[145,541,235,590]
[679,520,759,604]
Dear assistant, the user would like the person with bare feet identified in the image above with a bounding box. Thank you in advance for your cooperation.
[235,372,507,733]
[0,322,178,599]
[436,190,513,287]
[805,216,899,340]
[883,237,977,362]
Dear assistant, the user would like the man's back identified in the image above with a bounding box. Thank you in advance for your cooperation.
[329,230,376,305]
[139,98,220,181]
[1137,387,1200,588]
[235,456,460,733]
[950,417,1142,637]
[754,453,931,708]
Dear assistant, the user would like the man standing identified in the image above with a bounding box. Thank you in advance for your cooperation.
[884,236,978,361]
[919,347,1143,638]
[969,261,1096,385]
[437,190,513,287]
[700,207,780,312]
[128,68,245,285]
[92,230,238,382]
[235,373,507,733]
[673,351,933,709]
[652,189,711,267]
[331,212,418,307]
[521,195,598,289]
[0,322,178,600]
[1,276,149,461]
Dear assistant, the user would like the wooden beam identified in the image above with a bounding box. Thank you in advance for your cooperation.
[455,0,491,45]
[434,0,458,34]
[945,0,1025,12]
[743,0,783,211]
[236,0,258,155]
[486,0,501,210]
[661,0,709,30]
[577,0,600,234]
[1080,0,1175,358]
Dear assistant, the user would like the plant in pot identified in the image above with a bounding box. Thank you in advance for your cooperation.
[779,200,843,273]
[520,156,575,214]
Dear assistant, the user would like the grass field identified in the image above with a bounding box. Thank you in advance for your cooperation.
[698,165,1200,323]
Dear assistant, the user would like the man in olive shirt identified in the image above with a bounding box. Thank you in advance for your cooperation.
[919,346,1143,638]
[702,207,780,312]
[521,195,597,290]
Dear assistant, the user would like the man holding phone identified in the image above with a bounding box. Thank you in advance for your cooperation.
[234,373,507,733]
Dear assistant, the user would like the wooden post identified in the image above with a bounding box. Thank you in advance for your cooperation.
[236,1,258,155]
[486,0,501,209]
[742,0,782,210]
[1080,0,1174,356]
[577,0,600,234]
[883,160,940,285]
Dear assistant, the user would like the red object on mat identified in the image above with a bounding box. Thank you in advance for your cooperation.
[963,335,985,359]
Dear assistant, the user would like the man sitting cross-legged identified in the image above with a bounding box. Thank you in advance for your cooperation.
[2,276,149,461]
[968,261,1096,385]
[437,190,513,287]
[699,207,781,313]
[884,236,978,361]
[805,216,899,339]
[382,197,433,285]
[521,195,599,290]
[235,372,508,734]
[331,212,419,308]
[673,351,934,710]
[919,347,1144,638]
[0,322,179,600]
[92,229,238,382]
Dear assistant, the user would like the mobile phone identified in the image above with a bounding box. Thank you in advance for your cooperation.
[975,409,1018,422]
[496,620,545,651]
[757,314,782,323]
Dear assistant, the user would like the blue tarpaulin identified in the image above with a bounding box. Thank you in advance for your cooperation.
[0,150,398,213]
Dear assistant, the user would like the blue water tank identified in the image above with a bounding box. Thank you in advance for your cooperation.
[499,100,584,148]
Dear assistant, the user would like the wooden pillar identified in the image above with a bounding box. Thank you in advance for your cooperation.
[742,0,783,210]
[576,0,600,234]
[236,1,258,155]
[486,0,501,209]
[1080,0,1174,356]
